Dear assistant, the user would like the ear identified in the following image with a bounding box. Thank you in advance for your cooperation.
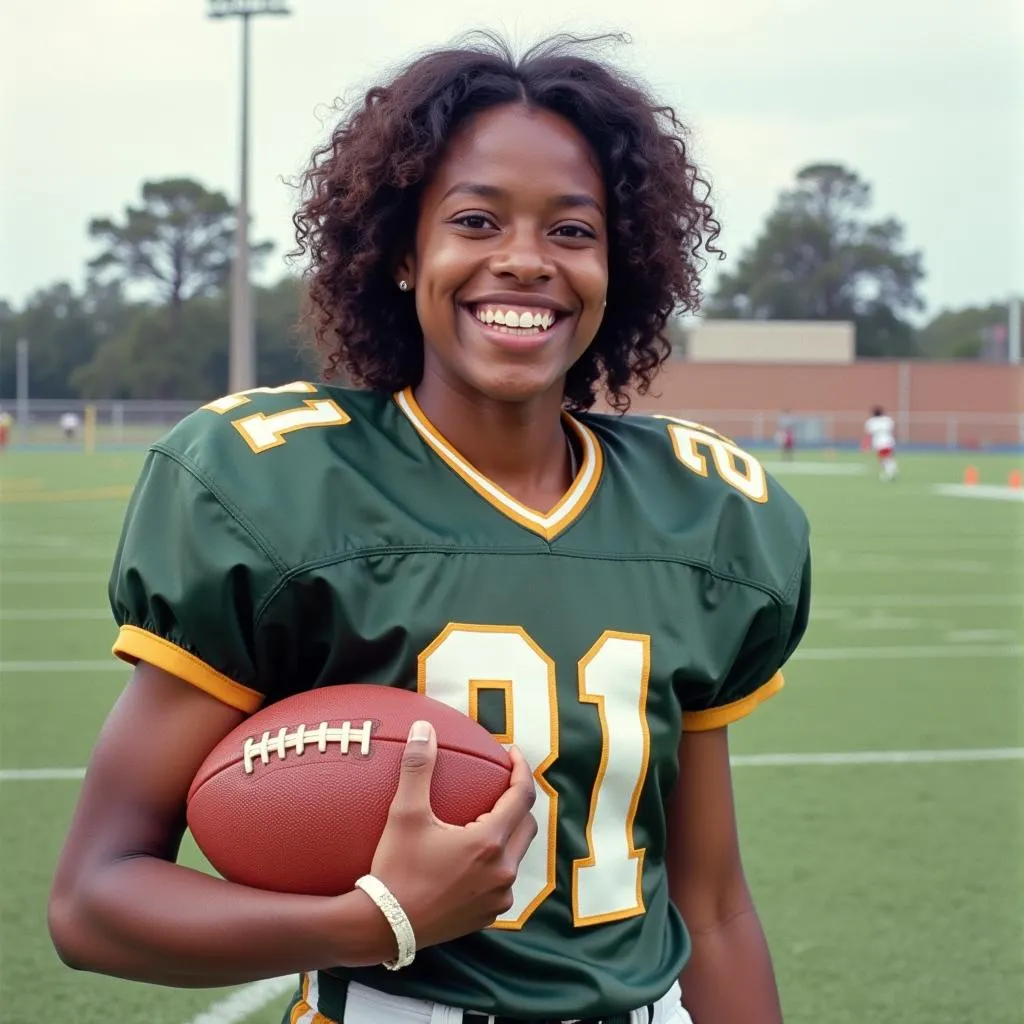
[394,253,415,291]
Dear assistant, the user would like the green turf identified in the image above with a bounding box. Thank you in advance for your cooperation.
[1,448,1022,1024]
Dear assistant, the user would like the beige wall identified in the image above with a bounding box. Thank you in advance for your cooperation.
[686,320,855,363]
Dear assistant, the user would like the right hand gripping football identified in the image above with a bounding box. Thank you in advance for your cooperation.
[368,720,538,951]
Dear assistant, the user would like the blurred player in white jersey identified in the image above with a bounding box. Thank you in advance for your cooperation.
[864,406,898,480]
[60,411,81,442]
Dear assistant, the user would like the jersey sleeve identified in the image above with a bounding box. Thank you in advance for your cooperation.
[108,448,285,713]
[682,539,812,732]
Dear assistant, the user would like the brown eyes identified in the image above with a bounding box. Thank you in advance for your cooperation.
[450,214,597,240]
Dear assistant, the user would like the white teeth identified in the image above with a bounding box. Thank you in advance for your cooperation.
[472,307,557,331]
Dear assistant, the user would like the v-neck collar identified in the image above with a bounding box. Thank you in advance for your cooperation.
[394,387,603,541]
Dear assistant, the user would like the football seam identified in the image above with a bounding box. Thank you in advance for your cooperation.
[187,734,510,805]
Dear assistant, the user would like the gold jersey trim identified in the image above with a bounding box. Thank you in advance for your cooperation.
[394,387,603,541]
[112,625,264,713]
[682,671,785,732]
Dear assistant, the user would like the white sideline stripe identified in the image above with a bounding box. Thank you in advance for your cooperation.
[0,609,109,620]
[183,976,295,1024]
[761,462,866,476]
[2,643,1021,675]
[5,748,1024,783]
[933,484,1024,502]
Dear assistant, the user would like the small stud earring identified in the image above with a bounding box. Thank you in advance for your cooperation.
[398,280,409,292]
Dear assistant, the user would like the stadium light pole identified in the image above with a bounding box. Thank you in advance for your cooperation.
[207,0,292,393]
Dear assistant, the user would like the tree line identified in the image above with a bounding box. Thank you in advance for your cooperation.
[0,166,1013,401]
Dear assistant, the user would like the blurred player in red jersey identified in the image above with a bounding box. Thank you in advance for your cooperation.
[775,410,796,462]
[0,408,12,451]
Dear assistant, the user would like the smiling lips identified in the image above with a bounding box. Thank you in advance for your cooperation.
[470,304,561,335]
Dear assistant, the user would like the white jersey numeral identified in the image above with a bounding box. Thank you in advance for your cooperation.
[418,624,651,929]
[573,632,650,924]
[203,382,351,452]
[657,415,769,503]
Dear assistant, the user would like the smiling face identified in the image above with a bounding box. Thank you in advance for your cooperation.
[399,103,609,407]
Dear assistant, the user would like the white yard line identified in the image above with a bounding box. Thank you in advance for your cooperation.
[2,641,1020,677]
[730,748,1024,767]
[0,609,110,620]
[812,594,1022,608]
[1,550,113,562]
[932,484,1024,502]
[6,748,1024,783]
[1,768,86,780]
[182,977,295,1024]
[0,660,123,672]
[792,644,1022,661]
[816,555,1004,574]
[0,572,109,583]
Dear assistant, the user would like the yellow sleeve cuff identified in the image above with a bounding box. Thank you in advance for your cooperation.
[682,671,784,732]
[112,625,264,713]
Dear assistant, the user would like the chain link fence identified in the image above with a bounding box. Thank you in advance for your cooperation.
[2,398,1022,451]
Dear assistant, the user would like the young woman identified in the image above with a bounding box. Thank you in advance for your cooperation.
[48,33,811,1024]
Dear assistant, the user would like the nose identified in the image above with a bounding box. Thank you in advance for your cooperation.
[487,224,554,284]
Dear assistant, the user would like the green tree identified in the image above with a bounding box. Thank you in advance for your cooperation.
[72,275,315,400]
[708,164,925,356]
[87,178,273,316]
[916,302,1011,359]
[256,275,318,385]
[0,299,16,397]
[0,284,106,399]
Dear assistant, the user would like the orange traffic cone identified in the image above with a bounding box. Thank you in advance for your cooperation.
[1008,470,1022,490]
[963,466,979,486]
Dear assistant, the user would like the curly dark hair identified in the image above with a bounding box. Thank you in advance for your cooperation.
[292,31,721,412]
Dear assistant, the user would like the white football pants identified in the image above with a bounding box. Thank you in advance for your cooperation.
[294,977,693,1024]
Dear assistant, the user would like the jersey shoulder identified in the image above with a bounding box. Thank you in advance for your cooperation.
[152,382,394,489]
[580,409,810,599]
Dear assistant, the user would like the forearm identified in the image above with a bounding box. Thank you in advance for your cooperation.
[49,856,395,987]
[680,906,783,1024]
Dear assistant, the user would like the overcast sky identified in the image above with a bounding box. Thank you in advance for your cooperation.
[1,0,1021,319]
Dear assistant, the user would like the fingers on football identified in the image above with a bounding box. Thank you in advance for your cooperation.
[483,745,536,838]
[388,720,437,819]
[505,806,539,865]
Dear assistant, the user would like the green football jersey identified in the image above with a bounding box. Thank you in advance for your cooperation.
[109,381,811,1019]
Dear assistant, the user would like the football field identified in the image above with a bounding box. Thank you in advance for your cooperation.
[1,448,1021,1024]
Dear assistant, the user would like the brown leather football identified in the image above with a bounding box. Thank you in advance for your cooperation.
[186,684,512,895]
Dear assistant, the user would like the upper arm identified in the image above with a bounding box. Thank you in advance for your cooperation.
[51,663,246,901]
[53,442,284,898]
[664,727,749,930]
